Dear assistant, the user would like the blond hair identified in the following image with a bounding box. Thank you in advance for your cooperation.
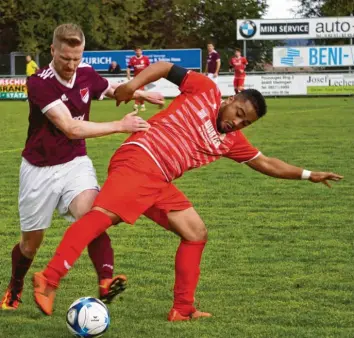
[53,23,85,47]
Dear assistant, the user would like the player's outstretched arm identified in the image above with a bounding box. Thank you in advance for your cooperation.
[247,154,343,188]
[45,102,150,139]
[106,82,164,106]
[114,61,174,103]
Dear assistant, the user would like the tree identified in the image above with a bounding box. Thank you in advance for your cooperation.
[295,0,354,17]
[0,0,269,65]
[0,0,146,54]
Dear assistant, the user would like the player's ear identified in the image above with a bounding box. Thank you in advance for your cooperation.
[225,96,235,105]
[50,44,55,57]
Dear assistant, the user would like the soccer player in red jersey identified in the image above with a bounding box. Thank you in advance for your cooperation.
[229,48,248,94]
[127,47,150,112]
[32,61,343,318]
[0,24,164,311]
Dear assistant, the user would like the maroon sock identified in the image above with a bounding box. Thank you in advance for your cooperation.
[88,231,114,281]
[11,243,33,289]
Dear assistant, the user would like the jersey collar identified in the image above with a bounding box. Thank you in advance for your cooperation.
[49,61,77,89]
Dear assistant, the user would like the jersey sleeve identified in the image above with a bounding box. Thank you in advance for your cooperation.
[90,68,110,100]
[27,76,62,114]
[145,56,150,66]
[179,71,218,95]
[215,52,221,61]
[223,131,261,163]
[128,57,134,67]
[243,57,248,65]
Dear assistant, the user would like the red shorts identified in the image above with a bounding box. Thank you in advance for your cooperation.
[93,145,192,228]
[233,77,245,89]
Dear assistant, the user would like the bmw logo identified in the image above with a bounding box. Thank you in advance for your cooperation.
[239,20,257,39]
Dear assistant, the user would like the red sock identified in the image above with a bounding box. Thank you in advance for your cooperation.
[88,231,114,281]
[173,240,206,316]
[134,99,140,105]
[43,210,113,286]
[11,243,33,289]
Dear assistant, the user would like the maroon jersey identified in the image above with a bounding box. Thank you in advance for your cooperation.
[22,62,109,166]
[230,56,248,77]
[128,55,150,76]
[206,50,220,74]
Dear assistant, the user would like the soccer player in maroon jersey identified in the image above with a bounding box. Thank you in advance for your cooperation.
[0,23,164,311]
[127,47,150,112]
[33,61,343,319]
[229,48,248,94]
[204,43,221,84]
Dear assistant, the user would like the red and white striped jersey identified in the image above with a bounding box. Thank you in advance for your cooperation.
[124,71,260,181]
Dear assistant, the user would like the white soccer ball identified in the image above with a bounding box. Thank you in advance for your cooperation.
[66,297,110,337]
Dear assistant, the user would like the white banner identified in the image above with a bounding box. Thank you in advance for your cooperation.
[220,74,354,96]
[273,46,354,67]
[237,17,354,40]
[106,73,354,97]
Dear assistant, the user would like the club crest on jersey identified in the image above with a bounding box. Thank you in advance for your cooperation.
[80,87,89,104]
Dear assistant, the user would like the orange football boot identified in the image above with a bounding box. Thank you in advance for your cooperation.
[0,285,23,310]
[99,274,127,304]
[167,308,212,321]
[32,271,57,316]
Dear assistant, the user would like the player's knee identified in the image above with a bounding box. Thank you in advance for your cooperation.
[72,201,94,220]
[92,206,121,225]
[20,240,40,259]
[195,226,208,241]
[186,224,208,241]
[74,207,90,220]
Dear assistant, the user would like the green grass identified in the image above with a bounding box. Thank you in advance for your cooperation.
[0,97,353,338]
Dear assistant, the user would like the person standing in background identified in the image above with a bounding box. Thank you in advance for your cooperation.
[204,43,221,84]
[127,47,150,112]
[108,61,121,75]
[25,55,39,79]
[229,48,248,94]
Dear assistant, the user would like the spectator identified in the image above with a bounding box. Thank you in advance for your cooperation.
[108,61,121,74]
[26,55,39,78]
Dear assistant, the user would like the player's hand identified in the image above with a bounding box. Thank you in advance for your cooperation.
[118,111,150,133]
[309,171,343,188]
[137,91,165,107]
[114,83,135,106]
[213,72,218,78]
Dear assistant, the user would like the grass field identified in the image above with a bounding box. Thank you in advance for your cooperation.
[0,97,353,338]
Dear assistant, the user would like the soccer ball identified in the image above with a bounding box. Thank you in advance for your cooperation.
[66,297,110,337]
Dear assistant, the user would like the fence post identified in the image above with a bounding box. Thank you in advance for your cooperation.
[350,12,353,73]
